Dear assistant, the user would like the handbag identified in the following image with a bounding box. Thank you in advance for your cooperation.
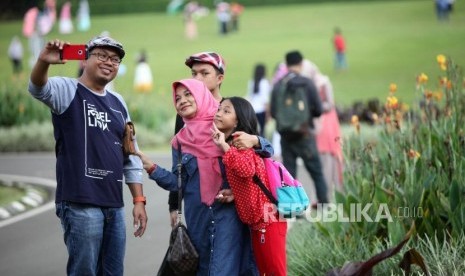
[166,141,198,275]
[156,246,176,276]
[122,121,137,156]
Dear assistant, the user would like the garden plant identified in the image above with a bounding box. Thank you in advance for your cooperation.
[287,56,465,275]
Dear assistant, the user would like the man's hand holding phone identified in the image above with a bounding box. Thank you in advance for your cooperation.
[60,44,88,60]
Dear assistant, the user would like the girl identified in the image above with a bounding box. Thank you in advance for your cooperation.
[138,79,260,275]
[246,63,271,137]
[212,96,287,276]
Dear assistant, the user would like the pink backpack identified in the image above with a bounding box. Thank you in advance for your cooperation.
[253,158,310,217]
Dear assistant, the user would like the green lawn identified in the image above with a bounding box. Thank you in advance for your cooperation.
[0,0,464,108]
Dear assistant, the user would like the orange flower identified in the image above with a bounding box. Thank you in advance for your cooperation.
[389,83,397,93]
[407,149,421,159]
[446,80,452,90]
[384,114,391,124]
[433,91,443,101]
[424,90,433,100]
[439,77,448,86]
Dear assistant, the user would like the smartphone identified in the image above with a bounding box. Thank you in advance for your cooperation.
[60,44,88,60]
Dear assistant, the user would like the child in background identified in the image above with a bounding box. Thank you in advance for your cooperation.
[8,36,24,79]
[333,27,347,71]
[212,96,287,276]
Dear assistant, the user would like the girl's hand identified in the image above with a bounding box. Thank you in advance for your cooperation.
[211,123,230,152]
[136,151,155,171]
[216,189,234,203]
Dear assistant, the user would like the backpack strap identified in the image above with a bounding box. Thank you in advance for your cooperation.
[252,161,279,205]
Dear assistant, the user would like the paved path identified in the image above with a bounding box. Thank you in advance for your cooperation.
[0,152,316,276]
[0,152,174,276]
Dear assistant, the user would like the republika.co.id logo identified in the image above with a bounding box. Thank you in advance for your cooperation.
[263,203,424,223]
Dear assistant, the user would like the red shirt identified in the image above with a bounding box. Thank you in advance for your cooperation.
[334,34,346,53]
[222,147,275,230]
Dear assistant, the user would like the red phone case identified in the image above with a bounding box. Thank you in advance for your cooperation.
[61,44,87,60]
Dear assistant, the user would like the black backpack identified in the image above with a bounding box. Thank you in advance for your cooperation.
[272,74,310,141]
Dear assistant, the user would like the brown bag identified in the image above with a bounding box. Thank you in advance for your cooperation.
[165,140,198,275]
[167,222,198,275]
[123,122,137,156]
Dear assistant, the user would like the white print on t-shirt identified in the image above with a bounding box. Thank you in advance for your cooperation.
[87,103,111,131]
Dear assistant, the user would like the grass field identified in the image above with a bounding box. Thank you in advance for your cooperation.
[0,0,464,109]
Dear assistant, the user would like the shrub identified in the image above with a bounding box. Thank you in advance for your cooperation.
[287,56,465,274]
[0,81,51,127]
[287,222,465,275]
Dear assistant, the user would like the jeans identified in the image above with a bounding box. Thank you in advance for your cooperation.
[335,52,347,70]
[280,134,329,203]
[56,202,126,276]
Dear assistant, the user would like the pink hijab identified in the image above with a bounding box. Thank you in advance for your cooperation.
[171,79,224,206]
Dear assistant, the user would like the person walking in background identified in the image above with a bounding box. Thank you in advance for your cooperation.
[8,35,24,79]
[138,79,260,275]
[76,0,91,31]
[212,96,287,276]
[435,0,450,21]
[216,1,231,35]
[230,2,244,32]
[183,1,199,40]
[28,36,147,275]
[133,49,153,93]
[246,63,271,137]
[270,50,329,205]
[58,1,73,34]
[333,27,347,71]
[312,73,344,202]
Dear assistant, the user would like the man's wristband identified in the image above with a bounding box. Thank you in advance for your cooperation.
[133,196,146,205]
[146,164,157,175]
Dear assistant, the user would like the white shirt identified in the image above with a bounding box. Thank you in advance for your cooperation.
[246,78,270,114]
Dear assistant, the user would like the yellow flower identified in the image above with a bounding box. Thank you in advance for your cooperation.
[437,55,447,71]
[417,73,428,84]
[18,103,25,114]
[436,54,446,65]
[389,83,397,93]
[351,115,360,134]
[386,96,399,109]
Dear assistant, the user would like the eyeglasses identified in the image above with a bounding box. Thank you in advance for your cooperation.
[89,52,121,65]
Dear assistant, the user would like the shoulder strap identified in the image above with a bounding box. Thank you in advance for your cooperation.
[176,140,184,222]
[252,160,279,205]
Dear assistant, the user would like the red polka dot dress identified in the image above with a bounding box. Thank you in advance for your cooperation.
[222,147,274,230]
[222,146,288,276]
